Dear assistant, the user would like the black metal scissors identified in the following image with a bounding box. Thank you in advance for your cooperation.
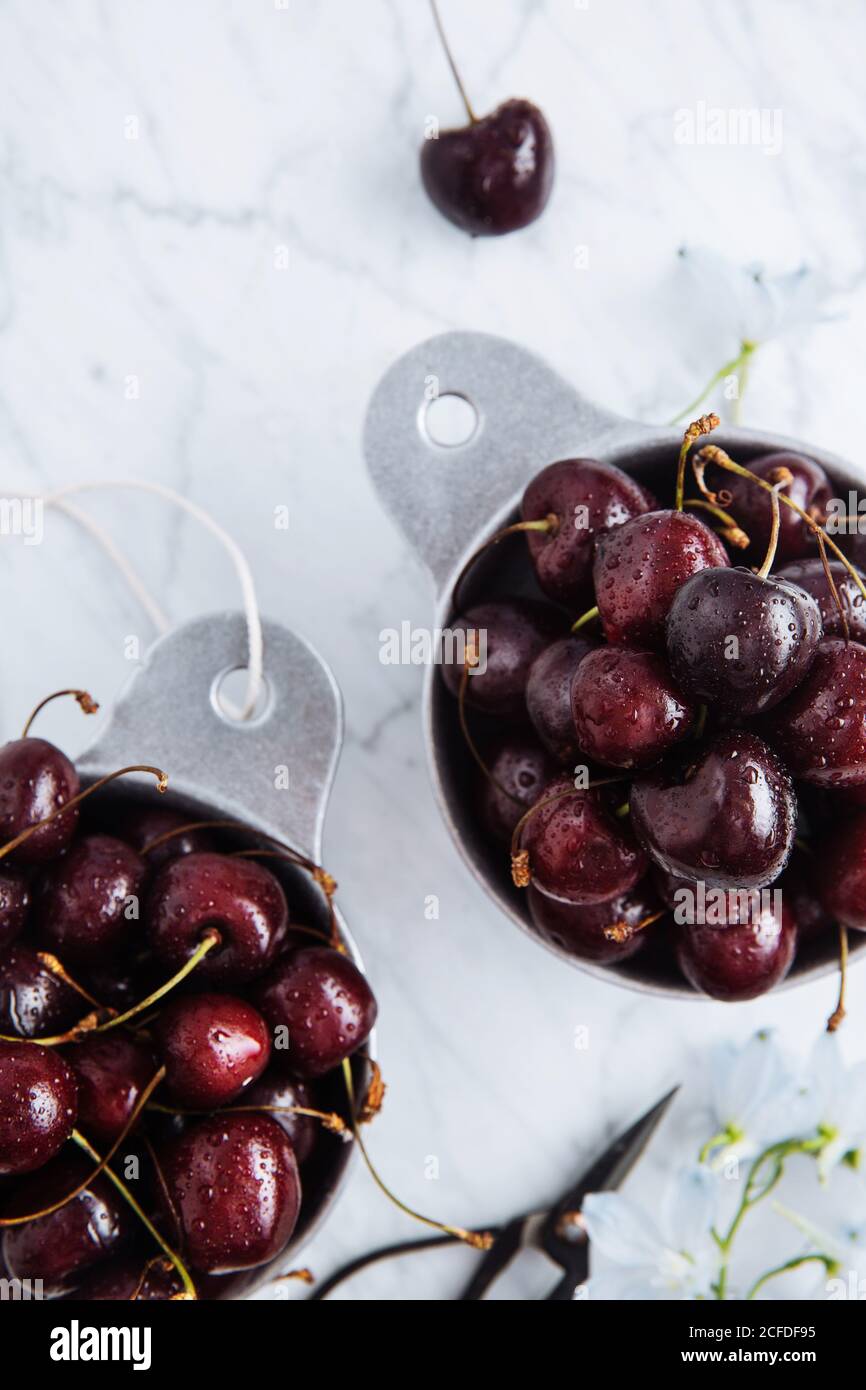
[309,1086,678,1301]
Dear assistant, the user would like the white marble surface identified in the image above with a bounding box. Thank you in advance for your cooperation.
[1,0,866,1301]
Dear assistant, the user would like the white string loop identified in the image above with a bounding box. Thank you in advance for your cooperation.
[2,479,263,721]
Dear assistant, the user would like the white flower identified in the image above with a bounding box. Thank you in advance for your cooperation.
[677,246,839,346]
[704,1031,794,1169]
[582,1166,718,1301]
[792,1034,866,1182]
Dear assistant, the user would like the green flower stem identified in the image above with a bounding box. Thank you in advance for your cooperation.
[746,1253,839,1301]
[670,340,758,425]
[711,1137,822,1300]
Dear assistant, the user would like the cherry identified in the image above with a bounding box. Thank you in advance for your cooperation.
[155,993,270,1109]
[441,599,563,719]
[146,852,289,985]
[2,1153,131,1294]
[158,1113,300,1273]
[238,1072,318,1166]
[0,1041,78,1175]
[479,735,557,843]
[517,774,647,905]
[526,636,595,764]
[113,804,216,869]
[630,730,796,890]
[37,834,146,963]
[593,510,730,647]
[779,559,866,642]
[64,1033,156,1146]
[715,451,831,562]
[0,867,30,950]
[676,901,796,1000]
[761,639,866,787]
[521,460,653,608]
[253,946,377,1079]
[62,1254,178,1301]
[0,737,79,864]
[526,881,657,964]
[666,568,822,717]
[0,944,82,1039]
[571,647,696,769]
[814,811,866,930]
[781,855,833,943]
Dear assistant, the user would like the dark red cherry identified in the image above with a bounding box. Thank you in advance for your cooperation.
[0,868,30,950]
[518,774,647,905]
[655,866,777,928]
[62,1254,178,1300]
[677,901,796,1000]
[526,881,657,964]
[421,98,553,237]
[571,647,696,769]
[253,946,377,1079]
[521,460,653,608]
[146,852,289,985]
[761,639,866,787]
[814,811,866,930]
[479,735,557,843]
[158,1113,300,1273]
[0,1041,78,1175]
[155,993,270,1109]
[594,511,730,647]
[238,1072,318,1166]
[38,834,146,963]
[715,452,831,562]
[666,568,822,716]
[441,599,563,719]
[0,737,79,864]
[113,803,216,870]
[63,1033,156,1146]
[778,559,866,643]
[2,1153,131,1294]
[0,944,81,1039]
[780,855,833,943]
[526,636,595,764]
[630,730,796,890]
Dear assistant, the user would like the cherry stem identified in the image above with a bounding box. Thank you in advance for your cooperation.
[0,1067,166,1228]
[457,650,524,807]
[756,480,784,579]
[36,952,112,1013]
[429,0,476,124]
[0,930,222,1047]
[21,688,99,739]
[147,1099,349,1138]
[140,819,341,947]
[695,445,866,606]
[669,340,758,426]
[604,909,665,945]
[71,1129,197,1300]
[816,530,850,642]
[571,605,599,635]
[452,515,557,613]
[341,1058,492,1250]
[94,931,221,1035]
[826,924,848,1033]
[683,498,749,549]
[0,764,168,864]
[675,414,720,512]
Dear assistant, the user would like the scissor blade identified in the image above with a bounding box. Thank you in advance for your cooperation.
[570,1084,680,1202]
[538,1085,679,1295]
